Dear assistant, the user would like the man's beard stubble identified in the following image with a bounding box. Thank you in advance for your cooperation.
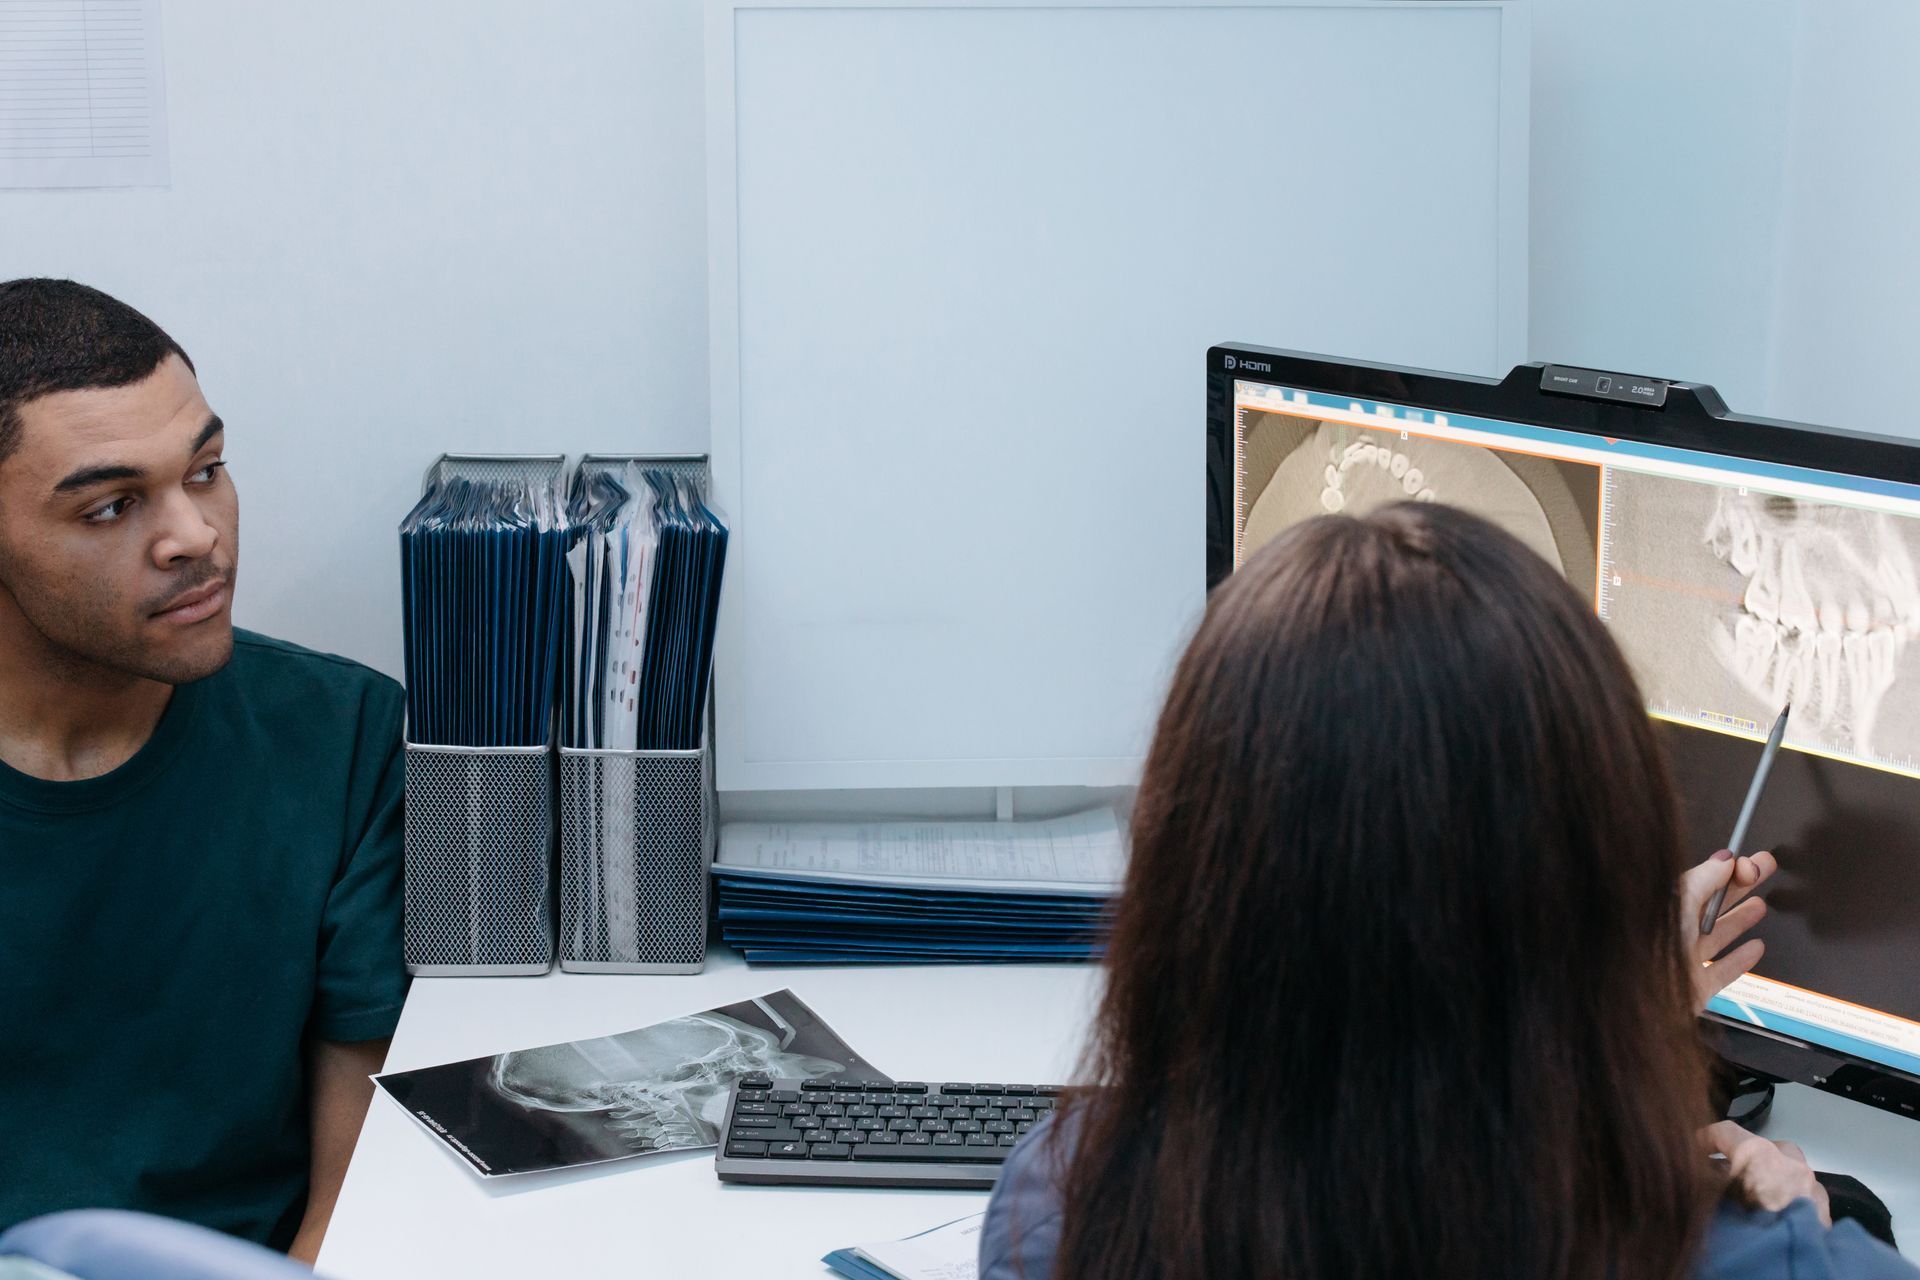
[0,555,236,688]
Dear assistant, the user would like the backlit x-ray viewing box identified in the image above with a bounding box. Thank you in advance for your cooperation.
[1208,344,1920,1123]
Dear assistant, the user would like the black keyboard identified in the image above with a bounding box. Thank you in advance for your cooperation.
[712,1075,1065,1189]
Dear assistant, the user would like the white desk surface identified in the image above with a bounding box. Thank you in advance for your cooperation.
[318,952,1103,1280]
[319,953,1920,1279]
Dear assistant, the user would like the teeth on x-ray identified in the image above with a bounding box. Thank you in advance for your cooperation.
[1704,491,1920,756]
[1318,435,1438,512]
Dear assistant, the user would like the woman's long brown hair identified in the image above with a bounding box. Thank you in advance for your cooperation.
[1052,503,1716,1280]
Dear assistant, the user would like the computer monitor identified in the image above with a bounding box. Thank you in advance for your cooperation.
[1207,344,1920,1124]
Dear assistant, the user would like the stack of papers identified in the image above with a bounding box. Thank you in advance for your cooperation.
[714,808,1123,964]
[399,473,570,747]
[563,464,729,750]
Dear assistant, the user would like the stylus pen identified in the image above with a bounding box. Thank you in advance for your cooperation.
[1700,704,1791,936]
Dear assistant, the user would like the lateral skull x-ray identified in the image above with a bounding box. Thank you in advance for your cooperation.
[489,1011,845,1153]
[373,988,884,1176]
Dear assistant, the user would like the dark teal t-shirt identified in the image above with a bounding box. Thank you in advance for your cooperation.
[0,630,409,1248]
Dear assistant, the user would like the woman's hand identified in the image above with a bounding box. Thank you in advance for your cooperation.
[1681,847,1777,1013]
[1705,1120,1831,1225]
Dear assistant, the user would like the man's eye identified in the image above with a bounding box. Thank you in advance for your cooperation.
[83,497,134,525]
[189,460,227,484]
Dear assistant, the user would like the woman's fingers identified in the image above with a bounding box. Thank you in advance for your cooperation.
[1722,851,1778,912]
[1682,850,1739,927]
[1702,895,1768,955]
[1697,938,1766,1006]
[1704,1121,1827,1222]
[1682,849,1777,941]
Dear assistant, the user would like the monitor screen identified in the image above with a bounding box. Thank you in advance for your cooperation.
[1212,350,1920,1111]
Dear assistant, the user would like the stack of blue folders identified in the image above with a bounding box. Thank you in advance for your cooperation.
[713,809,1123,965]
[399,473,570,747]
[563,465,729,751]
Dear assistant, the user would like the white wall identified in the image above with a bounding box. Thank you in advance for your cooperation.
[0,1,708,680]
[1766,1,1920,434]
[1531,0,1920,437]
[8,0,1920,777]
[1529,0,1798,412]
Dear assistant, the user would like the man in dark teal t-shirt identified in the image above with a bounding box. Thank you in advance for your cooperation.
[0,280,408,1259]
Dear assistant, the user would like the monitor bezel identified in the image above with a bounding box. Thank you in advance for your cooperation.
[1207,342,1920,1125]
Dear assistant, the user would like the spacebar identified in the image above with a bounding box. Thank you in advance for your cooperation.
[851,1144,1006,1163]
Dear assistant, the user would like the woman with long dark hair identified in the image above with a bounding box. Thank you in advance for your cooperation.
[980,503,1915,1280]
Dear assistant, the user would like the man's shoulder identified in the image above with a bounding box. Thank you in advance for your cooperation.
[223,630,403,725]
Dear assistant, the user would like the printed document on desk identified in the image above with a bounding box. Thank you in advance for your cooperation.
[824,1212,985,1280]
[718,807,1124,896]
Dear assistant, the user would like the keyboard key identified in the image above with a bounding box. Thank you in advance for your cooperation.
[887,1119,918,1132]
[899,1132,933,1147]
[851,1140,1005,1163]
[805,1130,838,1144]
[811,1144,853,1160]
[940,1106,970,1120]
[1003,1085,1036,1096]
[766,1141,807,1158]
[965,1134,996,1147]
[782,1103,813,1117]
[862,1093,896,1106]
[854,1118,885,1131]
[846,1104,877,1118]
[732,1115,778,1128]
[1015,1121,1034,1134]
[867,1131,900,1144]
[851,1142,953,1161]
[735,1102,779,1117]
[941,1082,974,1094]
[801,1079,837,1092]
[1007,1108,1036,1122]
[951,1120,983,1134]
[864,1082,899,1094]
[736,1089,770,1103]
[932,1134,963,1147]
[1036,1085,1063,1096]
[975,1107,1006,1121]
[739,1073,773,1089]
[725,1140,768,1157]
[974,1084,1005,1094]
[983,1120,1014,1134]
[845,1130,867,1144]
[893,1082,929,1094]
[822,1119,853,1132]
[919,1119,950,1133]
[768,1090,800,1103]
[877,1105,910,1118]
[833,1092,867,1105]
[909,1106,940,1119]
[792,1117,821,1131]
[813,1104,844,1117]
[998,1134,1020,1146]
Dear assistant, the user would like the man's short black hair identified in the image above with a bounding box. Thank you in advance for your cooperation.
[0,278,194,465]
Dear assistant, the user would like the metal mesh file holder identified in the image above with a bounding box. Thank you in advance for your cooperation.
[401,453,567,977]
[558,738,715,972]
[559,453,716,973]
[403,743,556,975]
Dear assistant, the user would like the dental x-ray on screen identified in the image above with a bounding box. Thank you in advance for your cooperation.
[1218,359,1920,1106]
